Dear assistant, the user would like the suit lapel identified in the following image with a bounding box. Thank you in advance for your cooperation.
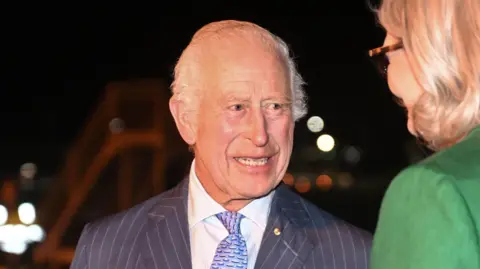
[255,184,314,269]
[140,179,192,269]
[137,180,315,269]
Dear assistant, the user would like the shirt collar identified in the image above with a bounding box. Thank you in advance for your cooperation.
[187,159,274,230]
[188,159,225,229]
[238,189,273,229]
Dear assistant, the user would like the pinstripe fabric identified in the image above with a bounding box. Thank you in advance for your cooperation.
[70,179,372,269]
[254,186,372,269]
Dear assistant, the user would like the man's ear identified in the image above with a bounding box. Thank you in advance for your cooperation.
[169,97,197,145]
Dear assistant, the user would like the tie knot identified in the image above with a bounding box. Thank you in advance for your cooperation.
[216,211,244,234]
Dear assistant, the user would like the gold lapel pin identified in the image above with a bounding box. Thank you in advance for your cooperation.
[273,227,281,236]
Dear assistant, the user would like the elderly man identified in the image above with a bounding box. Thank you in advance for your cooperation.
[70,20,372,269]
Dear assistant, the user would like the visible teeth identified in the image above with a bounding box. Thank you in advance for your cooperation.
[235,157,268,166]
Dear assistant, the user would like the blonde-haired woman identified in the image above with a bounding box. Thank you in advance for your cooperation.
[368,0,480,268]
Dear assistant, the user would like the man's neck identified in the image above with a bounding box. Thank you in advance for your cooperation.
[197,174,253,211]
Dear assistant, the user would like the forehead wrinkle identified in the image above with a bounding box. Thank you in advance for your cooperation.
[218,80,289,100]
[223,93,252,103]
[198,40,290,103]
[217,75,288,89]
[217,81,254,100]
[206,39,285,74]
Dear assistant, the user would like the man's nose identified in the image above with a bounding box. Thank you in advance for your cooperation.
[248,111,269,147]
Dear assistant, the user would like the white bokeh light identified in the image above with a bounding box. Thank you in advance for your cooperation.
[306,116,325,133]
[109,118,125,134]
[27,224,45,242]
[20,162,37,179]
[0,205,7,225]
[0,224,45,255]
[18,203,36,225]
[316,134,335,152]
[1,241,27,255]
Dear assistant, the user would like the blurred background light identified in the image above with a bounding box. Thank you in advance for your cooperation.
[307,116,324,133]
[18,203,36,225]
[316,174,333,191]
[294,176,311,193]
[0,205,8,225]
[317,134,335,152]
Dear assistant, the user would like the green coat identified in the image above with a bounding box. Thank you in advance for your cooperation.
[371,126,480,269]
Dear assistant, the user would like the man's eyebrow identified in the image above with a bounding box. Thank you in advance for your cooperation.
[223,94,251,102]
[217,94,250,106]
[262,95,292,102]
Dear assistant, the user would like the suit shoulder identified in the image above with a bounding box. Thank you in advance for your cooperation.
[303,195,371,239]
[277,187,372,268]
[71,183,187,268]
[279,185,372,245]
[78,185,180,247]
[71,197,156,269]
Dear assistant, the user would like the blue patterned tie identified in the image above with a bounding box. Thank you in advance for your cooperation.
[210,211,248,269]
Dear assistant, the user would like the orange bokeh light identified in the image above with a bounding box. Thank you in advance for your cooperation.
[294,176,311,193]
[282,173,294,186]
[316,174,333,191]
[0,180,16,208]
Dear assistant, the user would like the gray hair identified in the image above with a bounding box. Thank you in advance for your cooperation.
[376,0,480,150]
[170,20,308,121]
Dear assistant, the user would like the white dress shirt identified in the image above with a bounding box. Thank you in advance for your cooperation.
[187,159,274,269]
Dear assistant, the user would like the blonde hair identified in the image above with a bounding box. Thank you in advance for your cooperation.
[171,20,307,121]
[377,0,480,150]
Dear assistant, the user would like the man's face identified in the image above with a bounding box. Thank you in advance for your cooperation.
[193,39,294,206]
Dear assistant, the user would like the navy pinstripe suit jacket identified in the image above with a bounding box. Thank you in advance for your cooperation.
[70,179,372,269]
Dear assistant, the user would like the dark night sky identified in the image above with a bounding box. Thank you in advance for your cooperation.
[0,2,413,179]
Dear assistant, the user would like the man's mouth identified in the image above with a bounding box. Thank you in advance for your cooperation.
[234,157,270,166]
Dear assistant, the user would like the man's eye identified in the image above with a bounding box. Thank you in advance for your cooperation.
[270,103,282,110]
[229,104,244,111]
[266,103,287,110]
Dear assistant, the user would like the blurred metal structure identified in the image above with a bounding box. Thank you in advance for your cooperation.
[32,79,187,268]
